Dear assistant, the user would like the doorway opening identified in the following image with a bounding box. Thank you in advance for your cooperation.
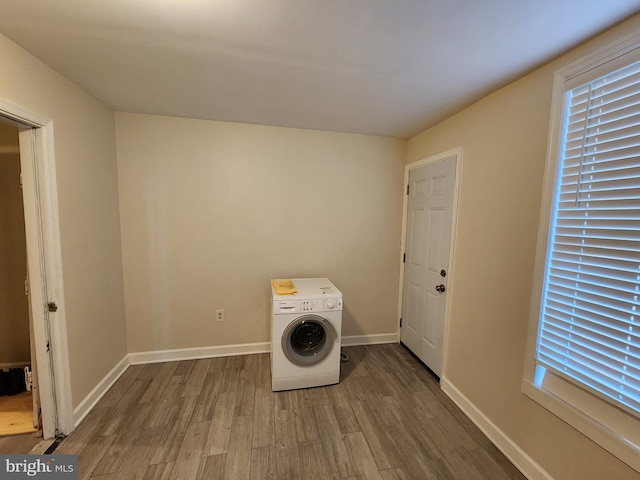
[0,122,37,437]
[0,100,73,442]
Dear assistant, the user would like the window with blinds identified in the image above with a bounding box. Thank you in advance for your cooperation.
[536,59,640,416]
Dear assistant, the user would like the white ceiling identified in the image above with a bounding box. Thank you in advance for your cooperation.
[1,1,640,138]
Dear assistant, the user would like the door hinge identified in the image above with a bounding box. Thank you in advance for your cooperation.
[403,253,406,263]
[24,279,29,296]
[47,302,58,312]
[406,184,409,195]
[20,173,23,188]
[400,318,403,327]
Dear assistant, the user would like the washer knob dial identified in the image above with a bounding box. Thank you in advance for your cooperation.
[326,299,335,309]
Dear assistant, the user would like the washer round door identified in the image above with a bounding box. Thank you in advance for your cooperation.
[282,314,338,366]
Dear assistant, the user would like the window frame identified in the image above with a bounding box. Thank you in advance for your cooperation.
[523,30,640,472]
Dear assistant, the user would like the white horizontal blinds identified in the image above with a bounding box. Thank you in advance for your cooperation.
[537,59,640,416]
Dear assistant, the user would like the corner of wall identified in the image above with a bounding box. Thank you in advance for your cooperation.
[440,377,553,480]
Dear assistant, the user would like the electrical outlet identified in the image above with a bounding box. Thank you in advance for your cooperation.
[216,309,224,322]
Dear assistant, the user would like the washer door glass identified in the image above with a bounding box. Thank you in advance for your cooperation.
[282,314,337,366]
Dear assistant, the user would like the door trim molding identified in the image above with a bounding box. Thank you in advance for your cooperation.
[0,96,74,438]
[398,147,463,379]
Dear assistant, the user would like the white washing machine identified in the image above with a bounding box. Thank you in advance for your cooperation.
[271,278,343,391]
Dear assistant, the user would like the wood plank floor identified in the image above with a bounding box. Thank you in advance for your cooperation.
[55,344,526,480]
[0,431,42,454]
[0,390,37,436]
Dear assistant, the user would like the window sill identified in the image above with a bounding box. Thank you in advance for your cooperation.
[522,372,640,473]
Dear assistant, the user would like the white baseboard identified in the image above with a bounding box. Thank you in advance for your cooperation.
[128,334,398,365]
[440,377,553,480]
[73,355,129,427]
[342,333,398,346]
[128,342,271,365]
[72,335,397,429]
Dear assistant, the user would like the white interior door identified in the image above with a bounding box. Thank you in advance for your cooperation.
[400,155,456,376]
[19,127,56,436]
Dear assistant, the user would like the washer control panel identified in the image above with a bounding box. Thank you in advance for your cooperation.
[303,298,343,312]
[273,298,342,314]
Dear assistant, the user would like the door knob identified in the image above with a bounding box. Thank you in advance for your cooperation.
[435,284,446,293]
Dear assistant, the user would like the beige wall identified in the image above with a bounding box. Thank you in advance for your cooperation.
[115,113,406,353]
[0,124,30,365]
[407,15,640,480]
[0,34,127,407]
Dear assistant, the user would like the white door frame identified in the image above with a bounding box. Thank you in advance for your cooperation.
[397,147,463,379]
[0,96,74,438]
